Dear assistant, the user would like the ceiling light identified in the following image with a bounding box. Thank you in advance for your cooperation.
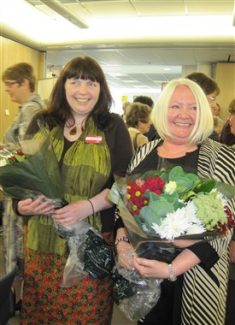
[26,0,88,28]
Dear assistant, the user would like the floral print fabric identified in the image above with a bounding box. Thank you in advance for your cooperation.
[21,248,113,324]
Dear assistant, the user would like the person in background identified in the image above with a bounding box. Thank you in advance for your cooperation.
[219,98,235,325]
[133,95,159,140]
[212,102,221,117]
[115,78,235,325]
[186,72,224,140]
[133,95,154,109]
[220,99,235,146]
[15,56,132,324]
[212,102,225,135]
[2,62,45,144]
[1,62,45,311]
[121,101,131,122]
[126,102,151,151]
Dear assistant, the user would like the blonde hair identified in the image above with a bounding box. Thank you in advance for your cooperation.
[151,78,214,144]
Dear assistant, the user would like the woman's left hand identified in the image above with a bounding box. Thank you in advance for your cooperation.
[52,200,93,225]
[133,255,168,279]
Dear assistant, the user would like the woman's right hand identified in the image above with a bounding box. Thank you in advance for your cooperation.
[17,195,55,216]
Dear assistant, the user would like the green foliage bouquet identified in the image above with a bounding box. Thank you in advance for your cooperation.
[0,139,65,206]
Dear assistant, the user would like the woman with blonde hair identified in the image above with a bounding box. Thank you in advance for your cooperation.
[115,78,235,325]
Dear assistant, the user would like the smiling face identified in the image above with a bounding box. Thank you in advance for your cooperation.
[65,77,100,118]
[167,85,197,144]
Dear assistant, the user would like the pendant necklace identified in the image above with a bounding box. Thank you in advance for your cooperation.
[69,125,78,135]
[68,119,85,136]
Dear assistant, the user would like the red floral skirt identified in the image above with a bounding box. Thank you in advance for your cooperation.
[21,248,113,324]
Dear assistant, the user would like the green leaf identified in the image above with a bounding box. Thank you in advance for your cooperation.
[194,179,216,193]
[140,194,176,227]
[168,166,199,194]
[0,139,64,200]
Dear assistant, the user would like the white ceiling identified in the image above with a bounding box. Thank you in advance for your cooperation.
[1,0,235,92]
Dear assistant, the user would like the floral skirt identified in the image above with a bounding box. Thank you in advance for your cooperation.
[21,248,113,325]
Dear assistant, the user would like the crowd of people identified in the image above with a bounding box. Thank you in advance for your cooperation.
[0,57,234,325]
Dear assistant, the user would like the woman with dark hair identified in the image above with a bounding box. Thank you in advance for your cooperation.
[16,56,132,324]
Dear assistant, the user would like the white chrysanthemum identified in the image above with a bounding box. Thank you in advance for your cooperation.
[183,201,198,222]
[151,202,199,240]
[186,223,206,235]
[164,181,177,195]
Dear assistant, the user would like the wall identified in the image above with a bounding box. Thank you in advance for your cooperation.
[215,63,235,120]
[38,78,57,103]
[0,36,45,141]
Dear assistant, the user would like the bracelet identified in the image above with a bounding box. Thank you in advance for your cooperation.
[115,236,130,246]
[87,199,95,216]
[167,263,177,282]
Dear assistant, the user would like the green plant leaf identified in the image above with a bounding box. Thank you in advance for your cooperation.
[168,166,199,194]
[140,194,176,228]
[194,179,216,193]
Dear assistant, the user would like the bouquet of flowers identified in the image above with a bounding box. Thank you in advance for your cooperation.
[108,165,235,321]
[110,166,235,248]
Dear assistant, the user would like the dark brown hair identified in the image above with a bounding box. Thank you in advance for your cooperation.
[2,62,35,92]
[186,72,220,96]
[133,95,154,108]
[45,56,113,130]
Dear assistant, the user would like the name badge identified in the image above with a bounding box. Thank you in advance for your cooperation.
[85,136,103,144]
